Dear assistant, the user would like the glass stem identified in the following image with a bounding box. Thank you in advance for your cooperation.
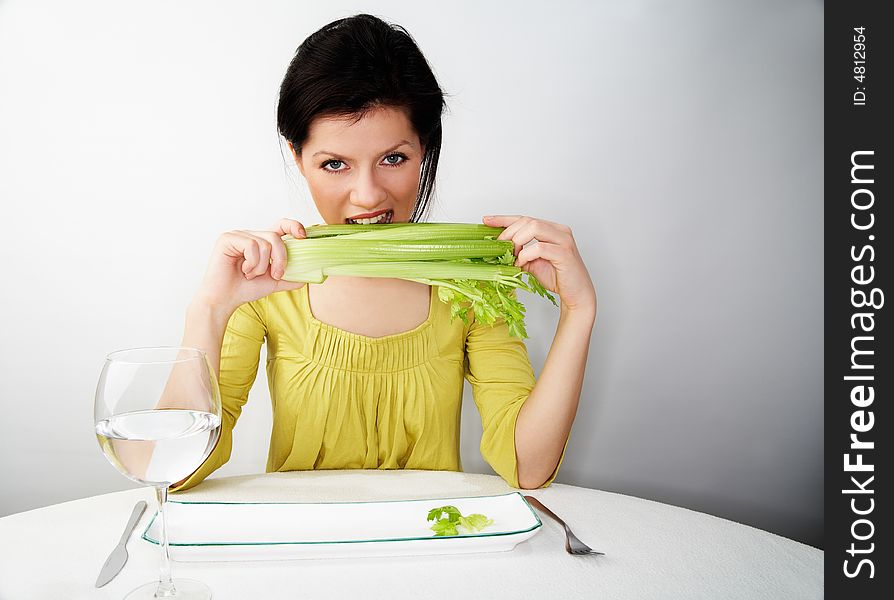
[155,485,178,598]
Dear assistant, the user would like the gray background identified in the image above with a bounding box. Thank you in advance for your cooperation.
[0,0,823,547]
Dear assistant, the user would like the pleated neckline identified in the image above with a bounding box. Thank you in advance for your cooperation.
[299,283,437,373]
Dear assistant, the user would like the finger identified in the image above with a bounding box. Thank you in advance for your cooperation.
[509,219,573,252]
[235,235,260,277]
[485,214,570,233]
[509,218,562,259]
[273,218,306,239]
[482,215,523,228]
[220,232,272,280]
[230,232,266,280]
[242,233,273,279]
[254,231,289,280]
[484,214,523,247]
[497,217,534,255]
[516,241,568,269]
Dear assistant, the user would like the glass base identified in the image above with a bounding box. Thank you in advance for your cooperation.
[125,579,211,599]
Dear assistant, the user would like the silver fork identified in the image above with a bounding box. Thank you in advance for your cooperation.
[524,495,605,556]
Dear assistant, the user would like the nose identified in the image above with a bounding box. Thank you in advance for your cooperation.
[349,167,388,209]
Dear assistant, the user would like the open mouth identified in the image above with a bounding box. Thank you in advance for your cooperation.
[345,209,393,225]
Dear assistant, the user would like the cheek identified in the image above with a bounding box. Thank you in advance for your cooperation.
[305,171,343,200]
[387,167,422,200]
[303,172,349,222]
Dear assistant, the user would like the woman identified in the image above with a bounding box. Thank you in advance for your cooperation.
[172,14,596,492]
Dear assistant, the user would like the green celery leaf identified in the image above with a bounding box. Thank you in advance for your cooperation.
[458,514,495,532]
[525,273,558,306]
[427,506,462,524]
[430,519,459,536]
[427,506,494,536]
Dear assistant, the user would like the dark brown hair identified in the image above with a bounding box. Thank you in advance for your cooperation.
[277,14,445,222]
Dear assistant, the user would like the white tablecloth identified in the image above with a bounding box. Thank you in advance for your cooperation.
[0,470,822,599]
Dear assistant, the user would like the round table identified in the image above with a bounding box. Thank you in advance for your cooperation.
[0,470,822,599]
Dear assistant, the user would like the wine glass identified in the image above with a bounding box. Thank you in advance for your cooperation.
[94,346,222,600]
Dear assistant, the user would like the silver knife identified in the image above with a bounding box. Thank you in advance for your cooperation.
[95,500,148,588]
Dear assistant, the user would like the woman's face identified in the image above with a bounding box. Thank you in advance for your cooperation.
[292,106,423,224]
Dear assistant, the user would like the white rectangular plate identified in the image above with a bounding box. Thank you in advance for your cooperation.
[142,492,542,561]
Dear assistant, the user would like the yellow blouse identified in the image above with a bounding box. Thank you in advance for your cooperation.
[171,284,566,492]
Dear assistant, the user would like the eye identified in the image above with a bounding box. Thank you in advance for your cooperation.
[321,159,346,172]
[382,153,407,166]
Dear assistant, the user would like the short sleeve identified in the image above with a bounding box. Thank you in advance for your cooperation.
[170,300,266,492]
[463,297,567,489]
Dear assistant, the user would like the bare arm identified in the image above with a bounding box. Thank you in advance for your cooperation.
[515,304,596,489]
[181,301,236,379]
[169,218,308,489]
[482,214,598,490]
[166,302,235,489]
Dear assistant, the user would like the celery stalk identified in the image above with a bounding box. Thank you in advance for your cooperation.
[281,223,557,338]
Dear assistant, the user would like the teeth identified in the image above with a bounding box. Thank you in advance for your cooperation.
[349,211,391,224]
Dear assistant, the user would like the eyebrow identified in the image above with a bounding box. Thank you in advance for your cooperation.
[312,140,414,159]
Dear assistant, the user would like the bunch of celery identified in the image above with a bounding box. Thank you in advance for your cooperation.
[281,223,557,338]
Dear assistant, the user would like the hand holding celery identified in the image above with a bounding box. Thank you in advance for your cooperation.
[483,214,597,316]
[281,223,558,338]
[193,218,308,312]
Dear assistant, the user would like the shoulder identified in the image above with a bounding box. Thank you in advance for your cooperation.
[252,287,309,323]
